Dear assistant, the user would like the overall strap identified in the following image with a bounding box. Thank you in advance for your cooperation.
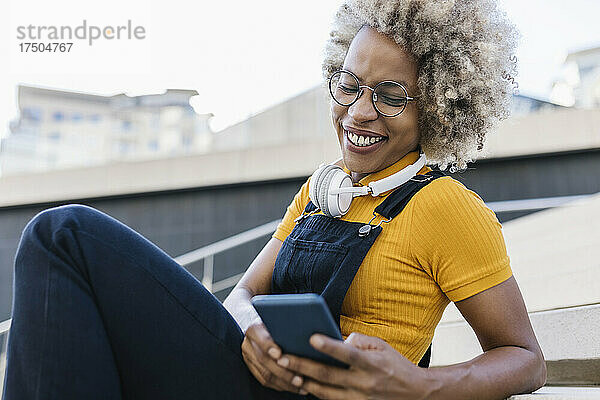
[374,170,446,220]
[302,201,318,214]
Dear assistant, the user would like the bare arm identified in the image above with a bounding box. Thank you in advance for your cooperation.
[279,276,546,400]
[422,276,546,399]
[223,237,282,332]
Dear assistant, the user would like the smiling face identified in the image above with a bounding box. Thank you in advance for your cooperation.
[331,25,420,180]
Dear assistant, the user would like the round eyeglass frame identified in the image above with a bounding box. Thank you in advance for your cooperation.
[328,69,418,117]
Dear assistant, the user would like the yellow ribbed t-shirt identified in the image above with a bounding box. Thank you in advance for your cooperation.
[272,151,513,364]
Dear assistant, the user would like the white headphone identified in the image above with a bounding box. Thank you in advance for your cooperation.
[308,153,427,218]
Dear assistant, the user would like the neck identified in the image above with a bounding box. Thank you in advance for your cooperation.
[348,151,425,187]
[350,171,369,183]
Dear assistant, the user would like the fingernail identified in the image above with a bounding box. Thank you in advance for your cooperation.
[300,389,308,395]
[277,357,289,367]
[292,375,303,387]
[311,335,324,348]
[268,347,281,359]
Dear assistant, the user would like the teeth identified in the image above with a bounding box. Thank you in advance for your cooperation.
[346,130,384,147]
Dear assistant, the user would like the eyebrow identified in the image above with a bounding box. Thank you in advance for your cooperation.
[344,68,411,89]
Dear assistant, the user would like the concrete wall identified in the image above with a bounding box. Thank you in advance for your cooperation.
[0,137,340,208]
[484,107,600,159]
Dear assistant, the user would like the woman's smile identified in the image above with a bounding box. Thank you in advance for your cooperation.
[342,126,387,155]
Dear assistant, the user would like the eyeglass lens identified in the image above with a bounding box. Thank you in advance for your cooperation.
[329,71,408,116]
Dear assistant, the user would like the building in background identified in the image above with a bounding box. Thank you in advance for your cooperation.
[551,46,600,108]
[0,86,213,176]
[510,94,567,117]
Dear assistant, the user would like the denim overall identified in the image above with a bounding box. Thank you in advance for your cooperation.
[272,170,445,369]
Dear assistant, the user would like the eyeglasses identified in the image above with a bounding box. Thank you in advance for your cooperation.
[328,70,418,117]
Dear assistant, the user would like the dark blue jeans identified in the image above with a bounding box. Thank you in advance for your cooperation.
[3,204,299,400]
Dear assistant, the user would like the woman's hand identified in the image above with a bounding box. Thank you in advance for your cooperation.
[242,321,308,395]
[277,332,429,400]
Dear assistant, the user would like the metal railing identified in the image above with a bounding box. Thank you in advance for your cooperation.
[0,192,596,389]
[0,319,8,394]
[173,219,282,292]
[486,194,593,212]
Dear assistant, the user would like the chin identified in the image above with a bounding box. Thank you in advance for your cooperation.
[342,155,378,174]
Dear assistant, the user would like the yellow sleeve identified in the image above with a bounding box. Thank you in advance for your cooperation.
[409,177,513,302]
[272,177,311,242]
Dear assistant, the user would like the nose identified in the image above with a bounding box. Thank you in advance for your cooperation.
[347,88,378,122]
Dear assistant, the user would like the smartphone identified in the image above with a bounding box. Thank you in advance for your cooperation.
[251,293,349,368]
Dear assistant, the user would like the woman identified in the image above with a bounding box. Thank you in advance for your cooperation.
[3,0,546,399]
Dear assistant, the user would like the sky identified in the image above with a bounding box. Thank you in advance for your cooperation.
[1,0,600,136]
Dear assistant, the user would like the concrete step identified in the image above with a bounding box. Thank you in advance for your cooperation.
[509,386,600,399]
[432,304,600,386]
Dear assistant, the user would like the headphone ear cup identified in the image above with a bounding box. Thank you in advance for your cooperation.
[309,165,327,209]
[319,166,344,217]
[310,164,337,210]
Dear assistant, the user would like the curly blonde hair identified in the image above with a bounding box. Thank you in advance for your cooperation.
[323,0,519,170]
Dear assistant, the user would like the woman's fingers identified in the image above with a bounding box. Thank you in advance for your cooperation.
[246,352,303,393]
[301,378,354,400]
[309,334,373,369]
[278,352,356,387]
[242,326,307,394]
[245,322,282,359]
[249,337,301,382]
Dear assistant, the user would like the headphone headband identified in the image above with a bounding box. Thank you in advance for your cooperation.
[367,154,426,196]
